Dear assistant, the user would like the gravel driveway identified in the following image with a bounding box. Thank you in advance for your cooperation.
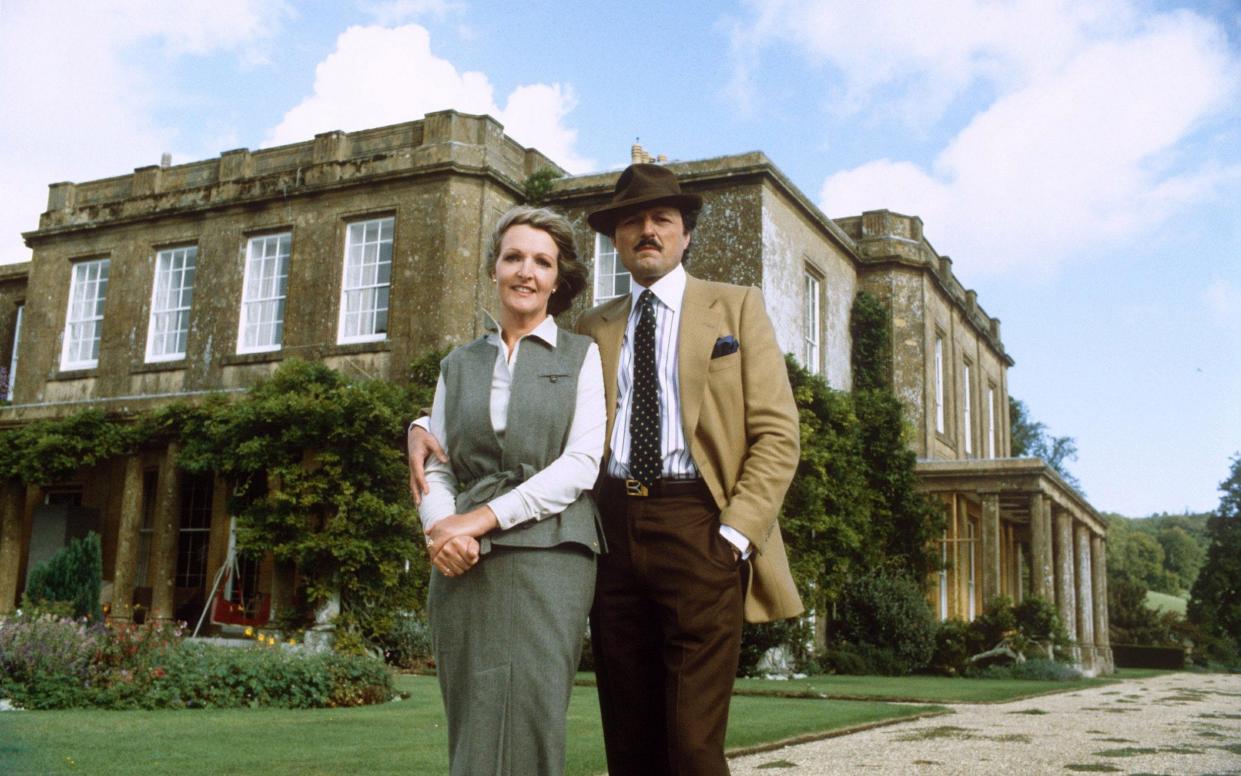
[729,671,1241,775]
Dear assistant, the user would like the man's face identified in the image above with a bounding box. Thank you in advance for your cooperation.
[613,205,691,287]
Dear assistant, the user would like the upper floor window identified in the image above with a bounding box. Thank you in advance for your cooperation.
[987,384,997,458]
[146,246,197,362]
[933,335,945,434]
[338,217,392,344]
[61,258,110,370]
[238,233,291,353]
[4,303,21,401]
[593,234,630,303]
[803,271,821,374]
[962,361,974,456]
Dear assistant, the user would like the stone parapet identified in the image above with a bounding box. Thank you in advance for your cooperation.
[836,210,1010,364]
[27,111,563,241]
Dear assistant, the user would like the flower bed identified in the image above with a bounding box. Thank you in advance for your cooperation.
[0,614,393,710]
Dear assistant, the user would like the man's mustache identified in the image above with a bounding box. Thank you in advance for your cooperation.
[634,238,661,251]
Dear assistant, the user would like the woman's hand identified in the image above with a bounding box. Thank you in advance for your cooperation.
[425,506,500,576]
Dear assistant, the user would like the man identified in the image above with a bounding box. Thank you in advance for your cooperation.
[410,163,802,775]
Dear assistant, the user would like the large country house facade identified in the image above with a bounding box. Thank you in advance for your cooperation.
[0,110,1110,672]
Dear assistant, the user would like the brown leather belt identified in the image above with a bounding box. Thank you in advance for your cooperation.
[600,476,707,499]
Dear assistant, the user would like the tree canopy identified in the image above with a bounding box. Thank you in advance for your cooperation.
[1008,396,1082,491]
[1187,454,1241,661]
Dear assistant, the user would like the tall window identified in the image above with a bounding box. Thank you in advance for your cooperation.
[146,246,197,362]
[338,216,393,343]
[238,233,291,353]
[803,272,821,374]
[5,303,21,401]
[938,531,949,620]
[175,472,213,588]
[966,520,977,620]
[592,234,630,303]
[987,385,997,458]
[962,361,974,456]
[933,335,945,434]
[61,258,110,370]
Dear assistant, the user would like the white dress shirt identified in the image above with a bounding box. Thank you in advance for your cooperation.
[606,264,750,558]
[418,315,605,532]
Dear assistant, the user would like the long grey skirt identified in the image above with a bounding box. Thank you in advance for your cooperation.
[428,543,596,776]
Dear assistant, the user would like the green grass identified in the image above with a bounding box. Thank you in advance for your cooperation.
[0,675,940,775]
[730,672,1120,703]
[1145,589,1188,614]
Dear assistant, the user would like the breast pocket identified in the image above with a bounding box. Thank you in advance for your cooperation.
[708,351,741,372]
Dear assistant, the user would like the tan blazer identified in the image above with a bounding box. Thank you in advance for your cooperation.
[577,274,805,622]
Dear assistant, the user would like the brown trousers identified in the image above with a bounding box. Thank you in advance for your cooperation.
[591,479,745,776]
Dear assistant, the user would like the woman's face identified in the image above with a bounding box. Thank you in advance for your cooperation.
[494,223,559,320]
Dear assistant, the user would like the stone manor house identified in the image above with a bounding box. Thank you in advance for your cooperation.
[0,110,1111,672]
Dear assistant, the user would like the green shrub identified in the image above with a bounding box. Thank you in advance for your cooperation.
[380,612,433,670]
[0,614,100,709]
[821,645,870,676]
[23,532,103,621]
[738,619,810,677]
[833,569,936,675]
[930,618,972,676]
[969,657,1082,681]
[0,615,393,710]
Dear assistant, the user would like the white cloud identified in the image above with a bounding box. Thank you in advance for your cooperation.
[1205,279,1241,325]
[263,25,594,173]
[808,5,1239,274]
[0,0,290,264]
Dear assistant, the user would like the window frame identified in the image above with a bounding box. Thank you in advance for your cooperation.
[60,257,111,371]
[336,216,394,345]
[5,303,22,401]
[592,233,630,303]
[962,360,974,456]
[987,384,997,458]
[237,232,292,354]
[933,334,946,435]
[175,472,213,589]
[145,245,198,363]
[802,270,822,375]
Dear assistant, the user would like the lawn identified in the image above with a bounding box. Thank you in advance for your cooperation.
[1145,589,1188,615]
[730,670,1150,703]
[0,674,940,775]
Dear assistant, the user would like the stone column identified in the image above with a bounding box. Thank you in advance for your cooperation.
[0,479,27,614]
[1054,509,1079,662]
[1075,524,1096,671]
[149,444,182,622]
[1029,492,1053,601]
[980,493,1001,607]
[1091,534,1112,673]
[109,456,145,623]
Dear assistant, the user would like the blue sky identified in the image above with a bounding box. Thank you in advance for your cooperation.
[2,0,1238,516]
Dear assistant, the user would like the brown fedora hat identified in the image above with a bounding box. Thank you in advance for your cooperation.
[587,163,702,234]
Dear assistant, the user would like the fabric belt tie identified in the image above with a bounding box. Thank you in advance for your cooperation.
[455,463,538,554]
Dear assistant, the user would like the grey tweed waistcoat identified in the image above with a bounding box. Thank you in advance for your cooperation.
[439,330,603,555]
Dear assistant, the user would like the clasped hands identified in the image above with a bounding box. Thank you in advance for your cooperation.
[425,506,499,577]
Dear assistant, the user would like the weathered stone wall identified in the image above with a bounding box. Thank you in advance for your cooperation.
[838,210,1012,460]
[8,113,540,421]
[760,183,856,389]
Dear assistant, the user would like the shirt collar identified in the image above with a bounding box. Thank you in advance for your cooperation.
[484,312,559,349]
[629,262,687,314]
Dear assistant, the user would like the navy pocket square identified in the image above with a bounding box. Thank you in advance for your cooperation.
[711,335,739,359]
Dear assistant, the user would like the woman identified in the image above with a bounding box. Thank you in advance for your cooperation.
[419,205,605,776]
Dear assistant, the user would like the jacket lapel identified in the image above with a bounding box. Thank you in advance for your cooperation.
[678,276,721,440]
[593,295,631,448]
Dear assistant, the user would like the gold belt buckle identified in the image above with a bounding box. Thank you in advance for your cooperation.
[624,479,649,497]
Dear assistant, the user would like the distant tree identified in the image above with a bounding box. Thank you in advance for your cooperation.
[1188,454,1241,660]
[1008,396,1082,492]
[1156,525,1204,593]
[1108,526,1168,592]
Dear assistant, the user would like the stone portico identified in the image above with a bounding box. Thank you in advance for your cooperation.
[917,457,1113,674]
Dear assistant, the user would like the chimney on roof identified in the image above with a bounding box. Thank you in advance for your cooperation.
[631,142,653,164]
[160,152,172,169]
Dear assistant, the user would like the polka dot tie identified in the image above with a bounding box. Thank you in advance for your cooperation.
[629,289,661,488]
